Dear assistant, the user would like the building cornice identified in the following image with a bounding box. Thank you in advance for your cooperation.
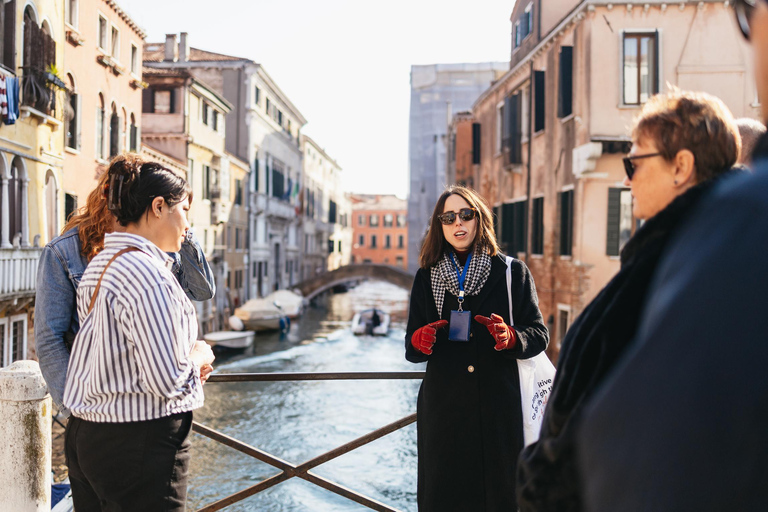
[104,0,147,39]
[300,134,342,170]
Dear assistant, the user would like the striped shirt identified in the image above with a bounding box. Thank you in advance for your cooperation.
[63,233,204,422]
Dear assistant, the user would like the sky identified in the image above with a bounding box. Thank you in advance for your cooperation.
[119,0,515,198]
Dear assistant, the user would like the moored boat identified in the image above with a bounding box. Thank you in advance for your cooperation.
[203,330,255,351]
[351,308,390,336]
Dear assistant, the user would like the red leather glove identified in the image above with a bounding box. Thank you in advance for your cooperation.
[411,320,448,355]
[475,314,517,351]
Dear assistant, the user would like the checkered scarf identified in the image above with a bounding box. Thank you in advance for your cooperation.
[430,245,492,316]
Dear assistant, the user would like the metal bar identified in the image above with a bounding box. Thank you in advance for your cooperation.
[192,422,295,472]
[196,471,291,512]
[302,471,403,512]
[207,371,425,383]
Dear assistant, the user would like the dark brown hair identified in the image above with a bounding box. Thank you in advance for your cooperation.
[418,186,500,269]
[632,88,740,183]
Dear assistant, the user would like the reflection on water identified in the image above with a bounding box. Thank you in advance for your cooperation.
[188,281,423,511]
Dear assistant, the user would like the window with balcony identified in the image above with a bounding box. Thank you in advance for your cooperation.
[21,9,61,117]
[623,32,659,105]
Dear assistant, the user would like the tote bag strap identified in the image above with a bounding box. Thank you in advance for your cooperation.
[87,247,143,314]
[505,255,515,327]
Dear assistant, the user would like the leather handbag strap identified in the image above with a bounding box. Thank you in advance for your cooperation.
[87,247,143,314]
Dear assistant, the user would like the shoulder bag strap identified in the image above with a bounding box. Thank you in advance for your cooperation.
[87,247,143,314]
[505,255,515,327]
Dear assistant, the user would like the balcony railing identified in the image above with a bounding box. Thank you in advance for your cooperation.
[192,371,425,511]
[0,247,42,300]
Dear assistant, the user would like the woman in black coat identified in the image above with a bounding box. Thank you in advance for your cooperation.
[516,90,743,511]
[406,186,548,511]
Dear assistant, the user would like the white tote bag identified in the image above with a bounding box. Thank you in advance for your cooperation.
[506,256,556,447]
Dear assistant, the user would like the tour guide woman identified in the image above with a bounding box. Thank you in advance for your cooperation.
[405,185,549,511]
[516,89,743,511]
[63,158,216,511]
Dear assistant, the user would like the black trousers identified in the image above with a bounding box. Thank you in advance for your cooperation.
[65,411,193,512]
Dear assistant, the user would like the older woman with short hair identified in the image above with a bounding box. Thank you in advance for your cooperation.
[517,89,742,511]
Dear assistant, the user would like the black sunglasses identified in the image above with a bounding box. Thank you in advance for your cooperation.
[623,153,661,180]
[437,207,478,225]
[734,0,762,40]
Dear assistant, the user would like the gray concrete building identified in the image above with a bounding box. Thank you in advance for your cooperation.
[407,63,507,273]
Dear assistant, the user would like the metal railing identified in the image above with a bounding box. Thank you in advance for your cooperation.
[193,371,425,512]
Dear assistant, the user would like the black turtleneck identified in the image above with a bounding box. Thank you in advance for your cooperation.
[453,247,471,266]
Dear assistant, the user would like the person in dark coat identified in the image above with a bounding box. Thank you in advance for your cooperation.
[574,3,768,510]
[406,185,548,511]
[516,89,742,511]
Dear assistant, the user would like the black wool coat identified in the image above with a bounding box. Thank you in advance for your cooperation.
[406,254,548,512]
[516,171,740,512]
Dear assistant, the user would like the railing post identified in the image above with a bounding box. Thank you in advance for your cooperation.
[0,361,51,511]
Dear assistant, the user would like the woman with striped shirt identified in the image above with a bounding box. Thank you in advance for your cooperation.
[63,158,215,511]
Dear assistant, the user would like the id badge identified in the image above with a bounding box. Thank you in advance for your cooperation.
[449,310,472,342]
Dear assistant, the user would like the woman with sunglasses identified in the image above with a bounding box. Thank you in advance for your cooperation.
[406,185,548,511]
[517,89,742,511]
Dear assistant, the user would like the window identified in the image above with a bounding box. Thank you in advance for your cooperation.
[66,74,79,150]
[202,165,211,200]
[623,32,659,105]
[328,200,337,224]
[212,110,219,131]
[397,214,406,227]
[253,158,260,192]
[97,14,108,51]
[534,70,546,132]
[358,214,365,226]
[371,235,377,248]
[396,256,404,268]
[385,235,391,249]
[531,197,544,255]
[503,92,523,165]
[1,0,17,71]
[558,46,573,118]
[129,114,138,151]
[130,43,138,74]
[398,235,404,248]
[370,214,379,227]
[271,162,285,199]
[96,94,105,159]
[236,228,241,250]
[153,90,173,114]
[606,188,633,256]
[502,201,527,254]
[383,214,393,227]
[496,102,504,154]
[338,240,342,253]
[109,104,119,158]
[110,25,119,59]
[514,3,533,48]
[202,101,209,125]
[234,179,243,205]
[65,193,77,222]
[557,306,570,350]
[559,189,574,256]
[472,123,481,164]
[2,315,28,366]
[67,0,78,28]
[328,239,335,253]
[277,110,283,126]
[514,21,522,48]
[254,86,260,105]
[358,234,364,247]
[265,97,270,114]
[8,158,23,244]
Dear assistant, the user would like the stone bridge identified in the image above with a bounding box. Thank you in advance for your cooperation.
[295,264,415,300]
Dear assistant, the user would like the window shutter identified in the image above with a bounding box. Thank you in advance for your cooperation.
[654,30,660,95]
[532,197,544,254]
[472,123,481,164]
[512,93,522,164]
[559,190,574,256]
[558,46,573,118]
[254,159,259,192]
[606,188,622,256]
[534,71,546,132]
[501,203,514,253]
[513,201,528,254]
[2,1,17,70]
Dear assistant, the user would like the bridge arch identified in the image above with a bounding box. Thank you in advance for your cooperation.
[295,264,414,301]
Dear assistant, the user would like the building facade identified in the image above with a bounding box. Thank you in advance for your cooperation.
[0,0,67,366]
[351,195,408,269]
[472,0,757,359]
[407,62,508,274]
[300,134,351,278]
[144,34,307,299]
[447,110,476,188]
[61,0,145,213]
[140,64,233,333]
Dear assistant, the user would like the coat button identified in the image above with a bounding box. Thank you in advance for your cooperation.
[470,332,473,338]
[467,365,475,373]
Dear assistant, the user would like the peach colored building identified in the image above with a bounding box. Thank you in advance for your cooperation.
[351,194,408,269]
[447,111,477,188]
[471,0,758,360]
[62,0,145,214]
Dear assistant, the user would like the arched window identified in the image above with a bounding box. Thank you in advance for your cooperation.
[44,170,57,242]
[129,113,138,152]
[121,107,128,152]
[66,73,79,150]
[8,157,24,246]
[96,94,105,159]
[109,102,119,158]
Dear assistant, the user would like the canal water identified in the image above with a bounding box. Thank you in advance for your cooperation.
[188,280,423,512]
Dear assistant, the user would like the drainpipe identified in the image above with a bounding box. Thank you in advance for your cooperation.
[525,60,534,262]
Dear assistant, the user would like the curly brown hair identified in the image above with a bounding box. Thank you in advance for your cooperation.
[418,186,500,269]
[62,154,145,261]
[632,89,741,183]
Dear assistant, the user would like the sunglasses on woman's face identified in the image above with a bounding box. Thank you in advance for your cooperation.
[437,207,478,225]
[623,152,661,180]
[734,0,762,40]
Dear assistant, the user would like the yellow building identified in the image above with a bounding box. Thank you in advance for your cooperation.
[0,0,66,366]
[224,154,249,310]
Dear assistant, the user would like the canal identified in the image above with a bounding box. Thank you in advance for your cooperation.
[188,280,422,511]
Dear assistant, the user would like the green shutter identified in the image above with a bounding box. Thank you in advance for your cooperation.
[606,188,622,256]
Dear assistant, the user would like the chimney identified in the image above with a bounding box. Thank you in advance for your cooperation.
[164,34,177,62]
[179,32,188,63]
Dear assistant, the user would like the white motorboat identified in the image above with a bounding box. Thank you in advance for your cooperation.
[351,309,390,336]
[264,289,304,318]
[234,299,291,333]
[203,330,255,351]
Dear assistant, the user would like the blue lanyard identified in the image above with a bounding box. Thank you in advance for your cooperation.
[451,251,472,297]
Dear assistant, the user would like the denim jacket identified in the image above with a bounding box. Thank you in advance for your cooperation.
[34,227,215,414]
